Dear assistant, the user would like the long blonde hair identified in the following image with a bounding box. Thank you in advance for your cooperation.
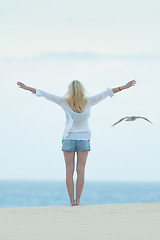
[62,80,87,113]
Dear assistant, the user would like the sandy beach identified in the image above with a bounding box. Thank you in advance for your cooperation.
[0,202,160,240]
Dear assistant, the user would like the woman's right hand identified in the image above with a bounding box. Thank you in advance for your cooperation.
[124,80,136,89]
[17,82,28,90]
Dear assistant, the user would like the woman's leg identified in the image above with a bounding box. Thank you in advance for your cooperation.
[63,150,75,206]
[76,150,89,205]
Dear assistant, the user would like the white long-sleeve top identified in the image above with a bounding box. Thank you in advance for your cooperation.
[32,87,114,139]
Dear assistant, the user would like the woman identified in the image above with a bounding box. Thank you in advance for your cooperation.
[17,79,136,206]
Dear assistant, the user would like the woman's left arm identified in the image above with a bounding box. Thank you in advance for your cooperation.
[112,80,136,93]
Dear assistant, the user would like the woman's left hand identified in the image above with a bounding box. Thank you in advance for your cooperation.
[125,80,136,89]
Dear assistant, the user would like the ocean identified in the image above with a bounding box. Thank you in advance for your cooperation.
[0,181,160,208]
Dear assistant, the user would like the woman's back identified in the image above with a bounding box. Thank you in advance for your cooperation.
[31,81,114,139]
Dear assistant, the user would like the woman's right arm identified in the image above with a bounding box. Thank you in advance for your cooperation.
[17,82,36,93]
[112,80,136,93]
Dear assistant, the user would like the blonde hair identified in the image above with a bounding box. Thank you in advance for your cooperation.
[62,80,87,113]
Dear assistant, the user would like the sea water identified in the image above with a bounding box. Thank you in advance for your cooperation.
[0,181,160,208]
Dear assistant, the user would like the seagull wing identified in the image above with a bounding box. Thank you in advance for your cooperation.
[111,117,127,127]
[139,117,153,124]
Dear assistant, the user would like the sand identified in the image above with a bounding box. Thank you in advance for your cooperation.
[0,203,160,240]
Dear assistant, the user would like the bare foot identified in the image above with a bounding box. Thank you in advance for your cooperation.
[74,200,80,206]
[70,200,74,206]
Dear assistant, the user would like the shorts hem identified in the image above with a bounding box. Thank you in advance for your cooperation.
[62,149,91,152]
[62,139,91,152]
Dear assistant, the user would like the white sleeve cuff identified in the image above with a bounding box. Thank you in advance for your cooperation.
[106,87,114,97]
[31,89,41,96]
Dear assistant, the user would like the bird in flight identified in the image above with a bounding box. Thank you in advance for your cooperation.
[111,116,152,127]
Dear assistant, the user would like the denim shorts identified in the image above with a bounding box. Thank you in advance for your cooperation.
[62,139,91,152]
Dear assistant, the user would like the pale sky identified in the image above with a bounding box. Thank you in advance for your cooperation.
[0,0,160,181]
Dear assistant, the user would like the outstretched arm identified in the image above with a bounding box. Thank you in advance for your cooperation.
[17,81,62,104]
[112,80,136,93]
[17,82,36,93]
[87,87,114,106]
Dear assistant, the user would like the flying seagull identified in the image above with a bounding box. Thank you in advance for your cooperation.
[111,116,152,127]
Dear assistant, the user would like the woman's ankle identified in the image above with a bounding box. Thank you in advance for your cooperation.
[75,199,80,205]
[70,199,74,206]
